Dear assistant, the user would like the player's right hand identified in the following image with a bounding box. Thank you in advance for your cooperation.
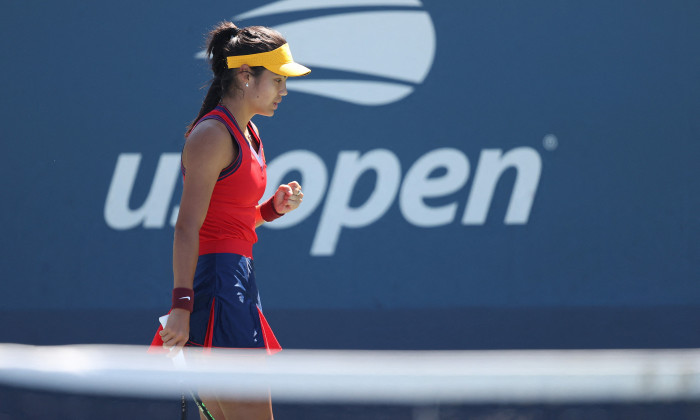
[160,308,190,351]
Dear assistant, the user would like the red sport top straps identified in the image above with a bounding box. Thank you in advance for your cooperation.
[186,105,267,258]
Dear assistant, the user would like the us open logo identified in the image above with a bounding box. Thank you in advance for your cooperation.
[196,0,436,106]
[104,0,546,257]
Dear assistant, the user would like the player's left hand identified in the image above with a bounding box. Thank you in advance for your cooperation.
[273,181,303,214]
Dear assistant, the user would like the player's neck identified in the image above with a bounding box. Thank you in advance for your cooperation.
[220,98,252,133]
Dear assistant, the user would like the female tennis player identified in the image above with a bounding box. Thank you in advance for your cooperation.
[157,21,310,420]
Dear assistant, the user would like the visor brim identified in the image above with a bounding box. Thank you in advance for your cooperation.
[264,62,311,77]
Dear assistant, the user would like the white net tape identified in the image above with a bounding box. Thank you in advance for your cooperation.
[1,344,699,404]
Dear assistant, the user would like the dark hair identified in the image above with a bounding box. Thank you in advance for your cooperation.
[186,22,287,134]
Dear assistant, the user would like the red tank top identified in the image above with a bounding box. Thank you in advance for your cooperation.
[186,105,267,258]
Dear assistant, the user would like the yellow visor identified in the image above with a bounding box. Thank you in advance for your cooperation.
[226,43,311,77]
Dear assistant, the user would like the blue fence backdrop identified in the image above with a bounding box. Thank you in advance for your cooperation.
[2,0,699,353]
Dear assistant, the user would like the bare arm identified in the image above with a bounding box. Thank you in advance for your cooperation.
[160,120,236,350]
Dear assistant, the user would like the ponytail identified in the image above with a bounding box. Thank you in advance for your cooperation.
[186,22,240,135]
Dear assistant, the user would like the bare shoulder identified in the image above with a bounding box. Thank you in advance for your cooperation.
[183,119,234,171]
[187,119,231,149]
